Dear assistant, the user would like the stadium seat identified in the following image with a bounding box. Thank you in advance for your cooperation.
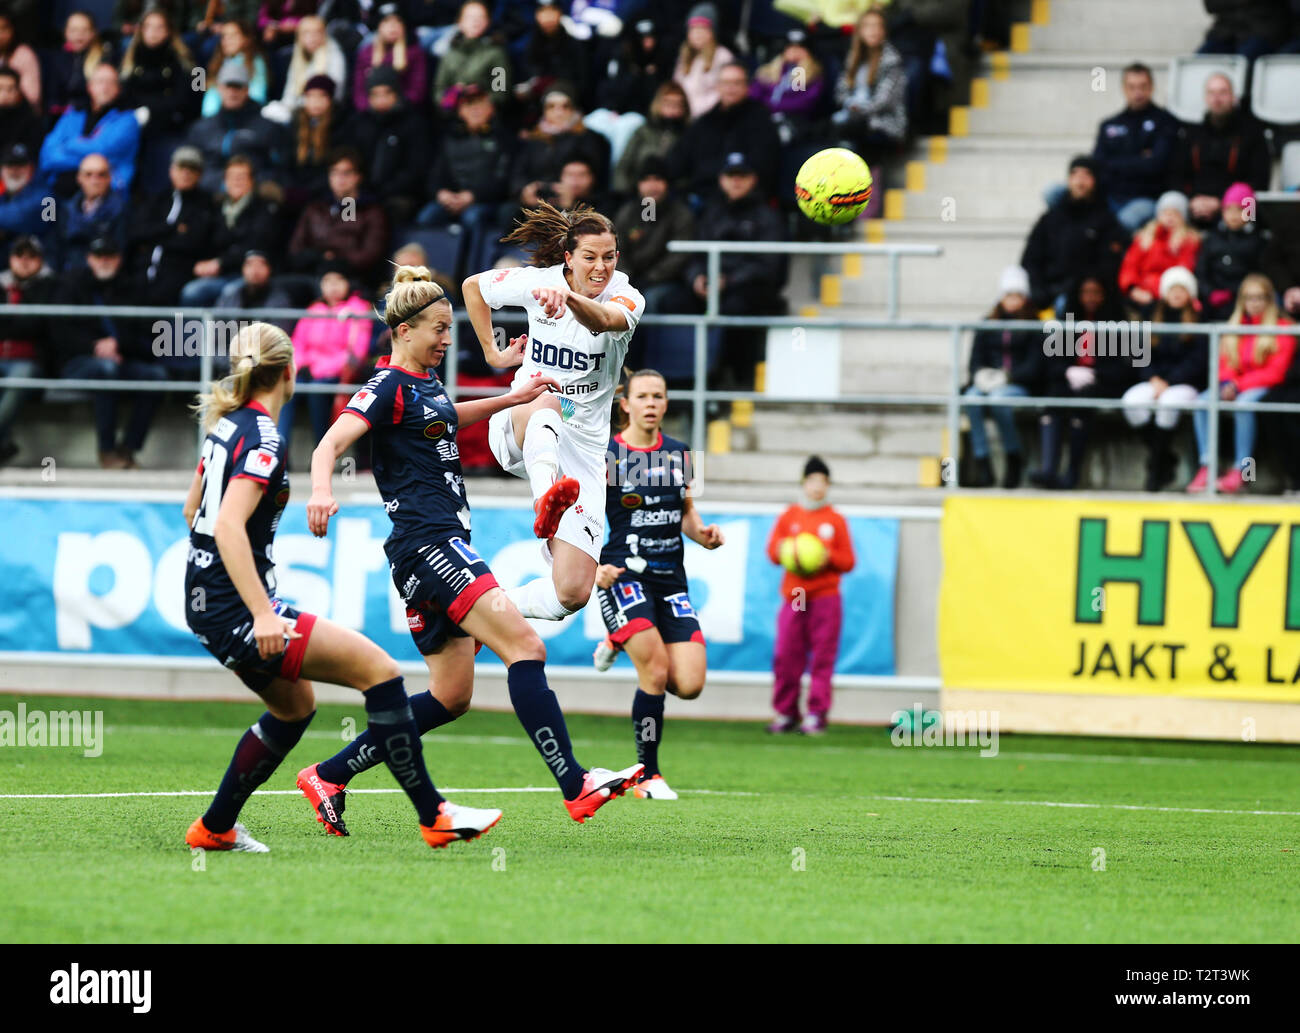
[641,325,722,384]
[1281,141,1300,191]
[394,227,465,277]
[1167,55,1249,124]
[1251,55,1300,126]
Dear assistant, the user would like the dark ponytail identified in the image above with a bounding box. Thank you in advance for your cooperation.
[501,199,618,268]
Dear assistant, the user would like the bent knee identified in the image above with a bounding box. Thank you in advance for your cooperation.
[557,584,592,613]
[511,630,547,665]
[670,677,704,700]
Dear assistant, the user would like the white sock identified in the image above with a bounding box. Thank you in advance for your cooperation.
[523,408,562,500]
[508,576,577,620]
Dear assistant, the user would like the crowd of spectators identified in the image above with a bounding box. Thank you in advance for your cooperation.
[965,54,1300,496]
[0,0,1006,468]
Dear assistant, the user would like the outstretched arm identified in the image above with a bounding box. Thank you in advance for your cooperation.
[454,370,561,428]
[462,273,527,369]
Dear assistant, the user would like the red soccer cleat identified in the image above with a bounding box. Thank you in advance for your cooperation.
[564,763,645,823]
[533,476,580,539]
[296,764,349,837]
[420,800,503,848]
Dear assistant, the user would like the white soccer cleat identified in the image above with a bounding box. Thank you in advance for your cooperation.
[592,635,620,672]
[632,774,678,801]
[186,816,270,853]
[230,822,271,852]
[421,800,503,848]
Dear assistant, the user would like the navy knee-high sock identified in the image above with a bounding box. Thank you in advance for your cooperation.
[508,659,585,799]
[364,678,444,826]
[632,689,664,777]
[316,691,455,786]
[204,710,315,833]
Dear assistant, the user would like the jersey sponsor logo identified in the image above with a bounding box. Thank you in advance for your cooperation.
[275,486,290,508]
[348,387,377,412]
[616,581,647,608]
[621,492,643,508]
[528,339,607,373]
[665,592,696,619]
[384,498,400,513]
[436,439,460,462]
[214,416,237,441]
[631,508,681,528]
[246,448,277,476]
[610,295,637,313]
[560,381,599,396]
[187,545,215,568]
[402,573,421,601]
[423,420,448,440]
[559,396,576,421]
[406,606,426,632]
[423,405,438,418]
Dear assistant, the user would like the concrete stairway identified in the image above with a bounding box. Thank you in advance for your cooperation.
[713,0,1212,488]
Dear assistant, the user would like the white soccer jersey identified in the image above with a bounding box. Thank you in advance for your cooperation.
[477,263,645,454]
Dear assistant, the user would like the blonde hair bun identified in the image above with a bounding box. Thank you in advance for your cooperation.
[392,265,434,284]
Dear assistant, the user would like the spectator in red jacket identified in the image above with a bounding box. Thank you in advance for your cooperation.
[765,456,856,736]
[287,147,389,287]
[1118,191,1200,317]
[1189,273,1296,494]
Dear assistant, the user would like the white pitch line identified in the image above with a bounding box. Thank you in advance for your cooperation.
[0,787,759,800]
[868,794,1300,818]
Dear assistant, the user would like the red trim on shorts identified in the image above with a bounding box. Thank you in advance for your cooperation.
[690,629,705,645]
[447,572,499,624]
[610,617,654,645]
[614,431,664,453]
[280,610,317,682]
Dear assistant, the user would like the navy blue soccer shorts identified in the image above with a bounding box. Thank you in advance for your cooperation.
[388,535,499,655]
[192,598,319,694]
[596,574,704,646]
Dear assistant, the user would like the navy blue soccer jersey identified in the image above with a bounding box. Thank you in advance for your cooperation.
[343,357,471,547]
[601,431,691,583]
[185,400,290,630]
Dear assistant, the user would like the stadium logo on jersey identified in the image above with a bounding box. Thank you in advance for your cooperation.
[246,448,277,476]
[621,492,643,508]
[349,388,377,412]
[423,420,448,440]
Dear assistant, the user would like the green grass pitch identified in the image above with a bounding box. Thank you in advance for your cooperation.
[2,693,1298,943]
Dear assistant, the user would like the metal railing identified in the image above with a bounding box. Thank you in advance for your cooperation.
[3,303,1298,497]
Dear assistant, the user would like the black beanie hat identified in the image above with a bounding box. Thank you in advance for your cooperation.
[804,455,830,480]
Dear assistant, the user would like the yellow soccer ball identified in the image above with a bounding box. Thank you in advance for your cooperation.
[795,147,873,225]
[779,532,829,576]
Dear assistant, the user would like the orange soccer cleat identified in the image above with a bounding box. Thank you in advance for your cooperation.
[185,816,270,853]
[564,763,645,823]
[533,476,580,539]
[296,764,349,836]
[420,800,503,848]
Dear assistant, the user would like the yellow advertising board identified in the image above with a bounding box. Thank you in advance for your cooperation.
[940,496,1300,703]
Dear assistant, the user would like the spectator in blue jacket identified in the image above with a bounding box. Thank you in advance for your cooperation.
[39,64,141,197]
[0,143,48,252]
[1092,63,1180,232]
[53,154,129,273]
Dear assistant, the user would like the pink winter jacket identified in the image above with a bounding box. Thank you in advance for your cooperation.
[291,295,372,380]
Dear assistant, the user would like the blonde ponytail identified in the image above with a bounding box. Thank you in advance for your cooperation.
[192,322,294,432]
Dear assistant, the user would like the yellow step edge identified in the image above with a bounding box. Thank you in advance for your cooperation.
[948,106,969,136]
[928,136,948,164]
[820,274,842,307]
[905,160,926,192]
[842,252,863,278]
[1010,22,1031,51]
[731,399,754,429]
[970,78,989,109]
[754,361,766,393]
[1032,0,1050,26]
[865,220,885,244]
[918,456,942,489]
[798,305,820,318]
[884,189,906,220]
[991,51,1010,81]
[707,419,731,455]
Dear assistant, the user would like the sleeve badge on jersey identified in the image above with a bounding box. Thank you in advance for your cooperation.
[491,269,511,284]
[349,387,377,412]
[611,295,637,313]
[246,448,277,476]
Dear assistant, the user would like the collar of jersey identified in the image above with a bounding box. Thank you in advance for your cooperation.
[376,355,432,379]
[245,400,271,417]
[615,430,663,453]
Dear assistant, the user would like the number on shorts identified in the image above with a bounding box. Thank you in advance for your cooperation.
[193,438,229,537]
[665,592,696,619]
